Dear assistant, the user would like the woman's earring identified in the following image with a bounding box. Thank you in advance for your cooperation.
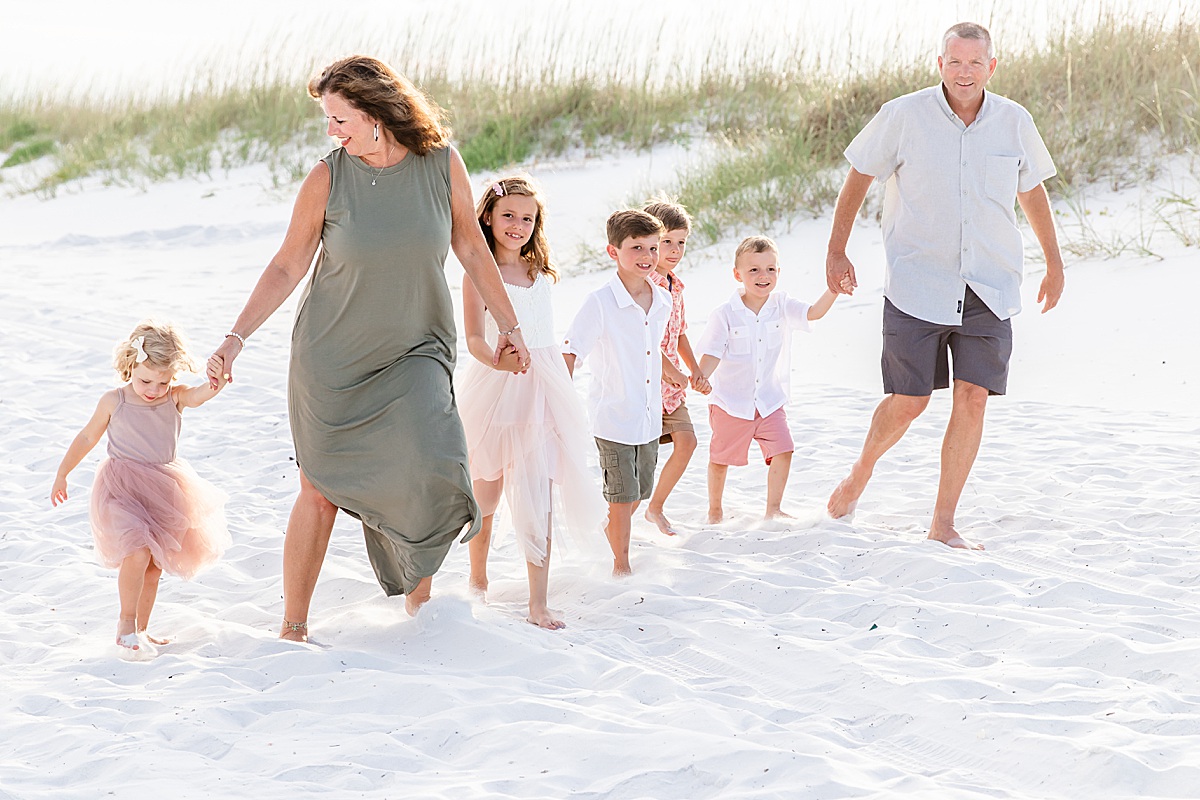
[374,124,379,141]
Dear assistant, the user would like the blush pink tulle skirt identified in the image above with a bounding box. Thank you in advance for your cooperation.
[457,345,606,565]
[89,457,230,579]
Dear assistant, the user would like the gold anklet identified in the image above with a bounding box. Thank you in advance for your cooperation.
[282,619,308,633]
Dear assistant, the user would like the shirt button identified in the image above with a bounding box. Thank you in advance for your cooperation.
[962,161,967,166]
[646,379,651,384]
[646,351,651,355]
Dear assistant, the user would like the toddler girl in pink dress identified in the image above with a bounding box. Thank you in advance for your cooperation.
[52,320,231,658]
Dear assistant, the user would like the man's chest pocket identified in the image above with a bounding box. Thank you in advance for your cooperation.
[728,326,752,356]
[985,155,1022,203]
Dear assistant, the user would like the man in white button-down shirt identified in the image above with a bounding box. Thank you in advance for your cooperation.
[825,22,1066,550]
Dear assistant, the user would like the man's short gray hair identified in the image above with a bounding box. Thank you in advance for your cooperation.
[942,22,994,59]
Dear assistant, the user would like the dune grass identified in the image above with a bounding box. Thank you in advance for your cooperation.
[1,14,1196,247]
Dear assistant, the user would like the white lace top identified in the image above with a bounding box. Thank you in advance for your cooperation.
[489,272,556,349]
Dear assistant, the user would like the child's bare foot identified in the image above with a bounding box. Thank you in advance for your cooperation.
[468,577,488,601]
[405,577,433,616]
[765,508,795,520]
[612,561,633,578]
[706,508,724,524]
[141,632,171,646]
[928,525,985,551]
[644,508,679,536]
[527,606,566,630]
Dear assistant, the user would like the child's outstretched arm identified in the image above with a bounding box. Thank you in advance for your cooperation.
[175,365,229,410]
[807,288,840,321]
[51,391,118,506]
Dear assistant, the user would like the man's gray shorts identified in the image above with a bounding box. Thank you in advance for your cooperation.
[882,288,1012,397]
[595,437,658,504]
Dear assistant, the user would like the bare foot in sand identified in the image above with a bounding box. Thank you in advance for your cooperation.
[928,530,985,551]
[644,508,679,536]
[612,561,632,578]
[828,465,871,518]
[706,508,724,524]
[527,606,566,630]
[140,632,171,646]
[405,577,433,616]
[765,508,795,521]
[279,621,308,642]
[468,577,488,601]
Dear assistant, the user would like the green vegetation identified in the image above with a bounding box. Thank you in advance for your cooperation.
[1,15,1196,245]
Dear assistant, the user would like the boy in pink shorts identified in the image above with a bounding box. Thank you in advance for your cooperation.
[695,236,839,523]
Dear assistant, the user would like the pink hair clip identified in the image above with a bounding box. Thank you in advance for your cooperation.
[492,182,505,197]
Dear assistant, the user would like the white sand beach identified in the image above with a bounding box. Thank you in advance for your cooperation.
[2,144,1198,799]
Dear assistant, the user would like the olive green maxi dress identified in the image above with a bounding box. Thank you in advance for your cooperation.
[288,145,480,596]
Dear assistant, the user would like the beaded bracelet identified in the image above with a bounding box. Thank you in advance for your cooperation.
[497,322,521,337]
[226,331,246,347]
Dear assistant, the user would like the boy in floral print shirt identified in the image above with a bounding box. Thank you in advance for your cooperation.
[642,199,710,536]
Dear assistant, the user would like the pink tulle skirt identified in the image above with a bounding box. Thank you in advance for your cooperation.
[89,457,230,579]
[457,345,607,565]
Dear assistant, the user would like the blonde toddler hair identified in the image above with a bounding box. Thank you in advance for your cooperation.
[734,235,778,266]
[113,320,199,382]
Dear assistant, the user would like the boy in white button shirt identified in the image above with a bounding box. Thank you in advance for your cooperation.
[696,236,839,523]
[563,210,679,576]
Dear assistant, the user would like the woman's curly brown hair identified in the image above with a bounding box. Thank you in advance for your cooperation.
[308,55,451,156]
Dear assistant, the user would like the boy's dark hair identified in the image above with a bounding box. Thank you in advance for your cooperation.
[734,235,778,265]
[643,197,692,233]
[606,209,664,247]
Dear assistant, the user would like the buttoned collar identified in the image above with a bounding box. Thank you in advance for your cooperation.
[729,289,778,319]
[935,83,991,127]
[607,273,668,312]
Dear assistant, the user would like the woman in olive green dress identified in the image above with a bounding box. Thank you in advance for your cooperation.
[208,56,530,641]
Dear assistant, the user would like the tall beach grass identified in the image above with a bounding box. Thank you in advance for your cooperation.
[1,7,1196,247]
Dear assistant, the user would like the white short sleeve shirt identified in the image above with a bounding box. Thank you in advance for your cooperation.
[845,85,1056,324]
[694,291,812,420]
[562,275,673,445]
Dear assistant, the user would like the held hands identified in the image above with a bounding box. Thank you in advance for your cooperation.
[827,252,858,296]
[689,371,712,395]
[207,336,243,390]
[494,329,531,373]
[493,345,528,374]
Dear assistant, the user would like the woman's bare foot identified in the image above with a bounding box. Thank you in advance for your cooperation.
[405,577,433,616]
[612,561,633,578]
[527,606,566,630]
[468,577,488,601]
[644,508,679,536]
[279,620,308,642]
[706,508,724,524]
[765,508,795,520]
